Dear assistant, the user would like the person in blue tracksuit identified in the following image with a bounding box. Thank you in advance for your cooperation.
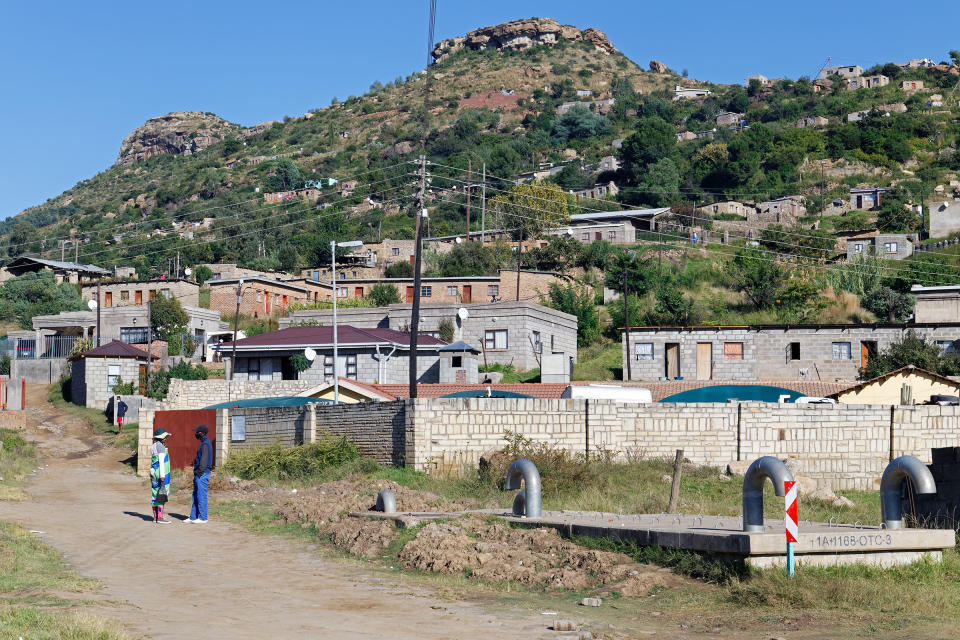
[185,424,212,523]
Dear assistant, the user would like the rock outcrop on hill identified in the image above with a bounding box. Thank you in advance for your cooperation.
[117,111,240,166]
[431,18,615,64]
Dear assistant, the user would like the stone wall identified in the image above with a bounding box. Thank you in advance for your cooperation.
[163,378,316,409]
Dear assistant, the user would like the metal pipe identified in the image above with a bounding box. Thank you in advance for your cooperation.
[512,490,525,516]
[375,489,396,514]
[880,455,936,530]
[742,456,794,532]
[504,458,541,518]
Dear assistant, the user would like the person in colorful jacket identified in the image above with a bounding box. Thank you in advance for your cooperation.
[150,429,172,524]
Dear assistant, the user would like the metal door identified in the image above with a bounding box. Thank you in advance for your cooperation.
[696,342,712,380]
[151,409,217,471]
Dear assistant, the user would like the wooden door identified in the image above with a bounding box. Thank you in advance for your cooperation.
[405,286,414,302]
[135,290,143,305]
[104,292,112,307]
[462,285,472,303]
[665,343,679,379]
[138,364,147,394]
[595,232,602,241]
[696,342,712,380]
[355,287,363,298]
[861,341,876,370]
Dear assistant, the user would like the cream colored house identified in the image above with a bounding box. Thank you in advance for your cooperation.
[830,366,959,405]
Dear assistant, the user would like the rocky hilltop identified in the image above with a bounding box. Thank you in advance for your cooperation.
[117,111,240,166]
[431,18,615,63]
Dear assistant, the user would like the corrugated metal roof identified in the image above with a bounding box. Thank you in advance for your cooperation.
[569,208,670,223]
[72,340,150,360]
[5,256,110,274]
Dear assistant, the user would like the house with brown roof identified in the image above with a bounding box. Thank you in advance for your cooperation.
[69,341,150,409]
[217,324,453,385]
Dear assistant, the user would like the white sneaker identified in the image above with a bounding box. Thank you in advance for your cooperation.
[183,518,197,523]
[194,519,208,524]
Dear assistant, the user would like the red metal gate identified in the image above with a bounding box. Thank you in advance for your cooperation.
[152,409,217,470]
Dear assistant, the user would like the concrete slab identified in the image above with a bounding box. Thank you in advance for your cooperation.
[350,509,955,569]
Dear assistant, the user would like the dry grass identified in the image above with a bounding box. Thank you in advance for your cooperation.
[0,429,36,501]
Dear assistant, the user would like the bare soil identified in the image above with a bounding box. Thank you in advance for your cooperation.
[1,386,627,639]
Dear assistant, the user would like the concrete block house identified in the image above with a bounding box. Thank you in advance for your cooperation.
[622,323,960,383]
[69,341,149,409]
[219,325,451,385]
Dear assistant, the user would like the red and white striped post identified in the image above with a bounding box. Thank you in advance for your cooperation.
[785,479,798,577]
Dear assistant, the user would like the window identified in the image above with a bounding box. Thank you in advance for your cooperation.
[723,342,744,360]
[635,343,654,361]
[120,327,149,344]
[581,233,590,241]
[120,290,129,301]
[324,354,357,379]
[853,243,863,254]
[488,285,499,297]
[352,271,357,277]
[550,334,555,351]
[607,230,617,240]
[421,286,432,297]
[884,242,898,254]
[312,271,320,281]
[337,287,347,298]
[532,330,541,353]
[274,294,280,304]
[937,340,956,354]
[339,272,345,279]
[149,290,157,301]
[161,289,171,299]
[832,342,852,360]
[392,247,400,256]
[789,342,800,360]
[107,365,121,389]
[485,329,508,350]
[447,286,458,296]
[452,356,462,368]
[256,291,263,302]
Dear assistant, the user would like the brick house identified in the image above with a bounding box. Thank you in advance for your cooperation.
[81,278,199,308]
[69,341,149,409]
[847,74,889,90]
[622,323,960,383]
[207,277,310,318]
[219,325,449,384]
[901,80,924,91]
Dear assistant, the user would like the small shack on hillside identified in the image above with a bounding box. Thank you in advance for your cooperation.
[69,341,149,409]
[828,366,960,405]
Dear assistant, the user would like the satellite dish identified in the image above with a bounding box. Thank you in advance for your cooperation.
[455,237,462,244]
[457,307,469,321]
[87,299,98,310]
[184,267,192,276]
[304,347,316,362]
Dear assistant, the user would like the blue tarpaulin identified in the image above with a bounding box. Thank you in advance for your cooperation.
[659,385,803,403]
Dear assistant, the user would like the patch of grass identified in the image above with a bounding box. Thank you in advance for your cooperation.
[46,381,131,448]
[0,429,36,501]
[478,363,540,383]
[221,436,367,482]
[0,521,129,639]
[571,535,747,583]
[198,287,210,308]
[573,340,622,381]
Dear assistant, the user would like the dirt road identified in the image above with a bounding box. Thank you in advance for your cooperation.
[0,389,595,639]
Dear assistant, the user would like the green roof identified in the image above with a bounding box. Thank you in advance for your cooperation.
[204,396,333,409]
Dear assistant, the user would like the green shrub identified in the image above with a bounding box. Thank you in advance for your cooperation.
[221,436,363,481]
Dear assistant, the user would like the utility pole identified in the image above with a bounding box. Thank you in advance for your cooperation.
[480,162,487,243]
[515,228,523,301]
[230,280,243,382]
[176,251,180,279]
[60,240,65,262]
[623,266,632,381]
[466,159,471,241]
[145,299,152,393]
[74,242,78,263]
[409,154,427,399]
[331,241,340,404]
[96,277,102,347]
[820,160,826,223]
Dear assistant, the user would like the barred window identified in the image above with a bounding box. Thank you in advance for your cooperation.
[832,342,852,360]
[635,343,654,361]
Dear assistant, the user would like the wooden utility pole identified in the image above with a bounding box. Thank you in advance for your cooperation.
[480,162,487,243]
[515,228,523,301]
[466,159,471,241]
[667,449,684,513]
[145,300,152,393]
[96,277,102,347]
[409,154,427,399]
[623,267,632,381]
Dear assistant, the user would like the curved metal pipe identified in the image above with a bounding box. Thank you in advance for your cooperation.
[880,456,937,530]
[504,458,542,518]
[742,456,794,532]
[512,490,526,516]
[375,489,396,514]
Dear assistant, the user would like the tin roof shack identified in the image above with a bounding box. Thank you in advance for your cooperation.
[829,365,960,405]
[218,325,448,385]
[622,323,960,383]
[69,341,149,409]
[0,257,110,285]
[81,278,199,309]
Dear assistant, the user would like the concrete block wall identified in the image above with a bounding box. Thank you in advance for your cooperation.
[315,400,410,465]
[227,406,308,450]
[163,378,316,409]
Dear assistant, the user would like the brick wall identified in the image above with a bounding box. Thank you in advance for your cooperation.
[315,400,410,465]
[208,281,309,318]
[163,378,317,409]
[227,406,308,450]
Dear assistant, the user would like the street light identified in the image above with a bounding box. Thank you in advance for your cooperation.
[331,239,363,403]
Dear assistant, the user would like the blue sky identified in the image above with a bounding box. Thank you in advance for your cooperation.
[1,0,957,220]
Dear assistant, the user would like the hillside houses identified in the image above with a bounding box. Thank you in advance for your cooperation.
[847,74,889,90]
[796,116,829,128]
[820,65,863,80]
[673,85,711,100]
